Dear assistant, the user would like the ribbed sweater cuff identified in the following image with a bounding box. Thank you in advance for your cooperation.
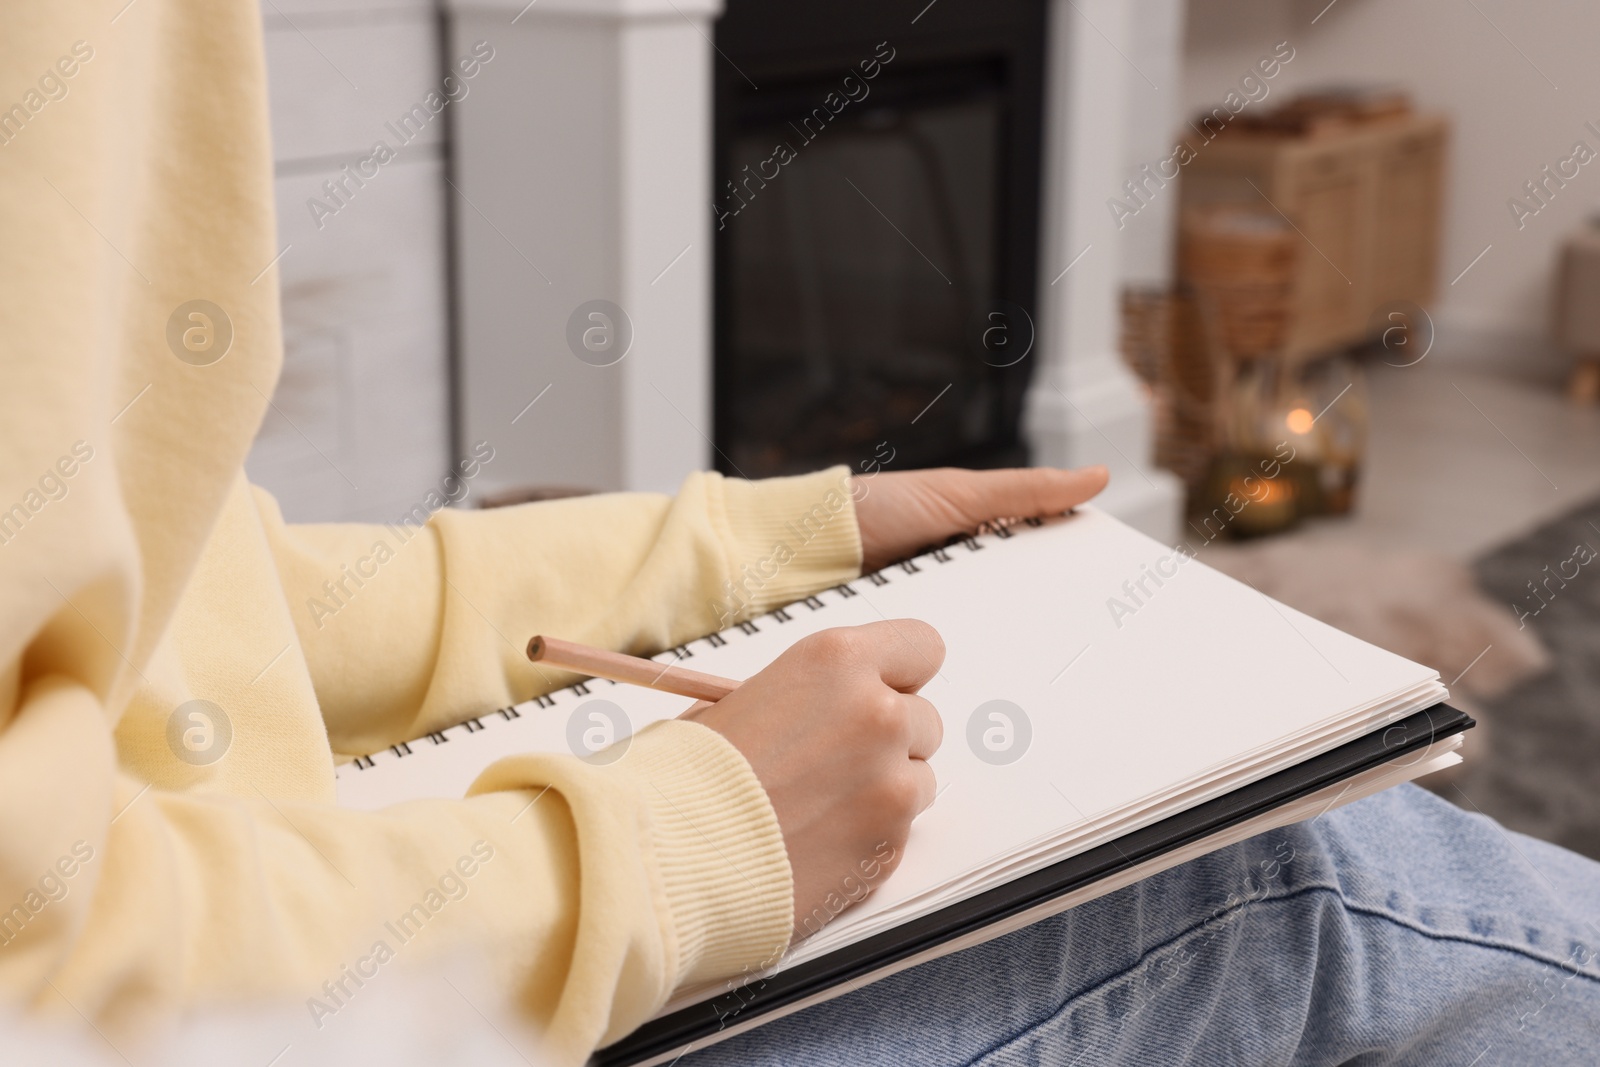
[623,720,793,988]
[705,466,863,616]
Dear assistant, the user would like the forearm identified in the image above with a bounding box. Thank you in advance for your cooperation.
[264,468,862,757]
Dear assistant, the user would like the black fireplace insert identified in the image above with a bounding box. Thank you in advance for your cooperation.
[712,0,1050,479]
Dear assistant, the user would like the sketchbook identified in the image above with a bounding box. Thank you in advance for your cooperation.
[335,506,1470,1066]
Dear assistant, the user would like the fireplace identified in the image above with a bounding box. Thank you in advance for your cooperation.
[712,0,1050,478]
[445,0,1180,542]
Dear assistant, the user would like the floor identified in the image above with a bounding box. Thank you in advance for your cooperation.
[1458,497,1600,859]
[1278,358,1600,560]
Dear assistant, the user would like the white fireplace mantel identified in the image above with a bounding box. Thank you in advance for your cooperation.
[446,0,1180,542]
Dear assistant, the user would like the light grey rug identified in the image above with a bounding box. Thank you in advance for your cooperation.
[1440,497,1600,861]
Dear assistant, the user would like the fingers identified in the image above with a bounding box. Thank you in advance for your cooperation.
[953,465,1109,524]
[907,758,938,816]
[852,618,945,692]
[900,692,944,761]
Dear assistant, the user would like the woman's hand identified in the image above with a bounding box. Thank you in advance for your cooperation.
[684,620,944,941]
[852,466,1110,573]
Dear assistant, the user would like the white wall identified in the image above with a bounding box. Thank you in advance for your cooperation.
[1118,0,1188,288]
[1160,0,1599,361]
[249,0,454,523]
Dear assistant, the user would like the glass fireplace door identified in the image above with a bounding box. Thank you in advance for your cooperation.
[715,48,1041,478]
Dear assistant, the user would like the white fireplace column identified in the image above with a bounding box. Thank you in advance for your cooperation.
[1025,0,1183,543]
[446,0,720,496]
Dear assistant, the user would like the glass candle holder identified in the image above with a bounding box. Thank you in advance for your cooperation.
[1306,354,1369,515]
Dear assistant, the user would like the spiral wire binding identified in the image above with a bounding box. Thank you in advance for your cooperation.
[339,516,1056,776]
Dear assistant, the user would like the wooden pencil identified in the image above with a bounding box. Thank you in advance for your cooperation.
[526,634,740,703]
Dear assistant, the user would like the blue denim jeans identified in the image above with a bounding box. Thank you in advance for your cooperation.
[680,784,1600,1065]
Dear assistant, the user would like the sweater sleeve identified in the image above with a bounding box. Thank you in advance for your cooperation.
[259,467,862,757]
[0,0,867,1058]
[13,675,796,1062]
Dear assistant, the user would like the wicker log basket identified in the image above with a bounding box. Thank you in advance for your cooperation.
[1177,205,1296,360]
[1122,206,1301,514]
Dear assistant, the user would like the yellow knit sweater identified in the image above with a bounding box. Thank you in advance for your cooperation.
[0,3,860,1061]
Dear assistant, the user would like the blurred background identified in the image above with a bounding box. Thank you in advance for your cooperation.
[254,0,1600,857]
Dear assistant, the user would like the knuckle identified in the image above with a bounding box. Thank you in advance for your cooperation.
[804,626,860,665]
[858,689,904,739]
